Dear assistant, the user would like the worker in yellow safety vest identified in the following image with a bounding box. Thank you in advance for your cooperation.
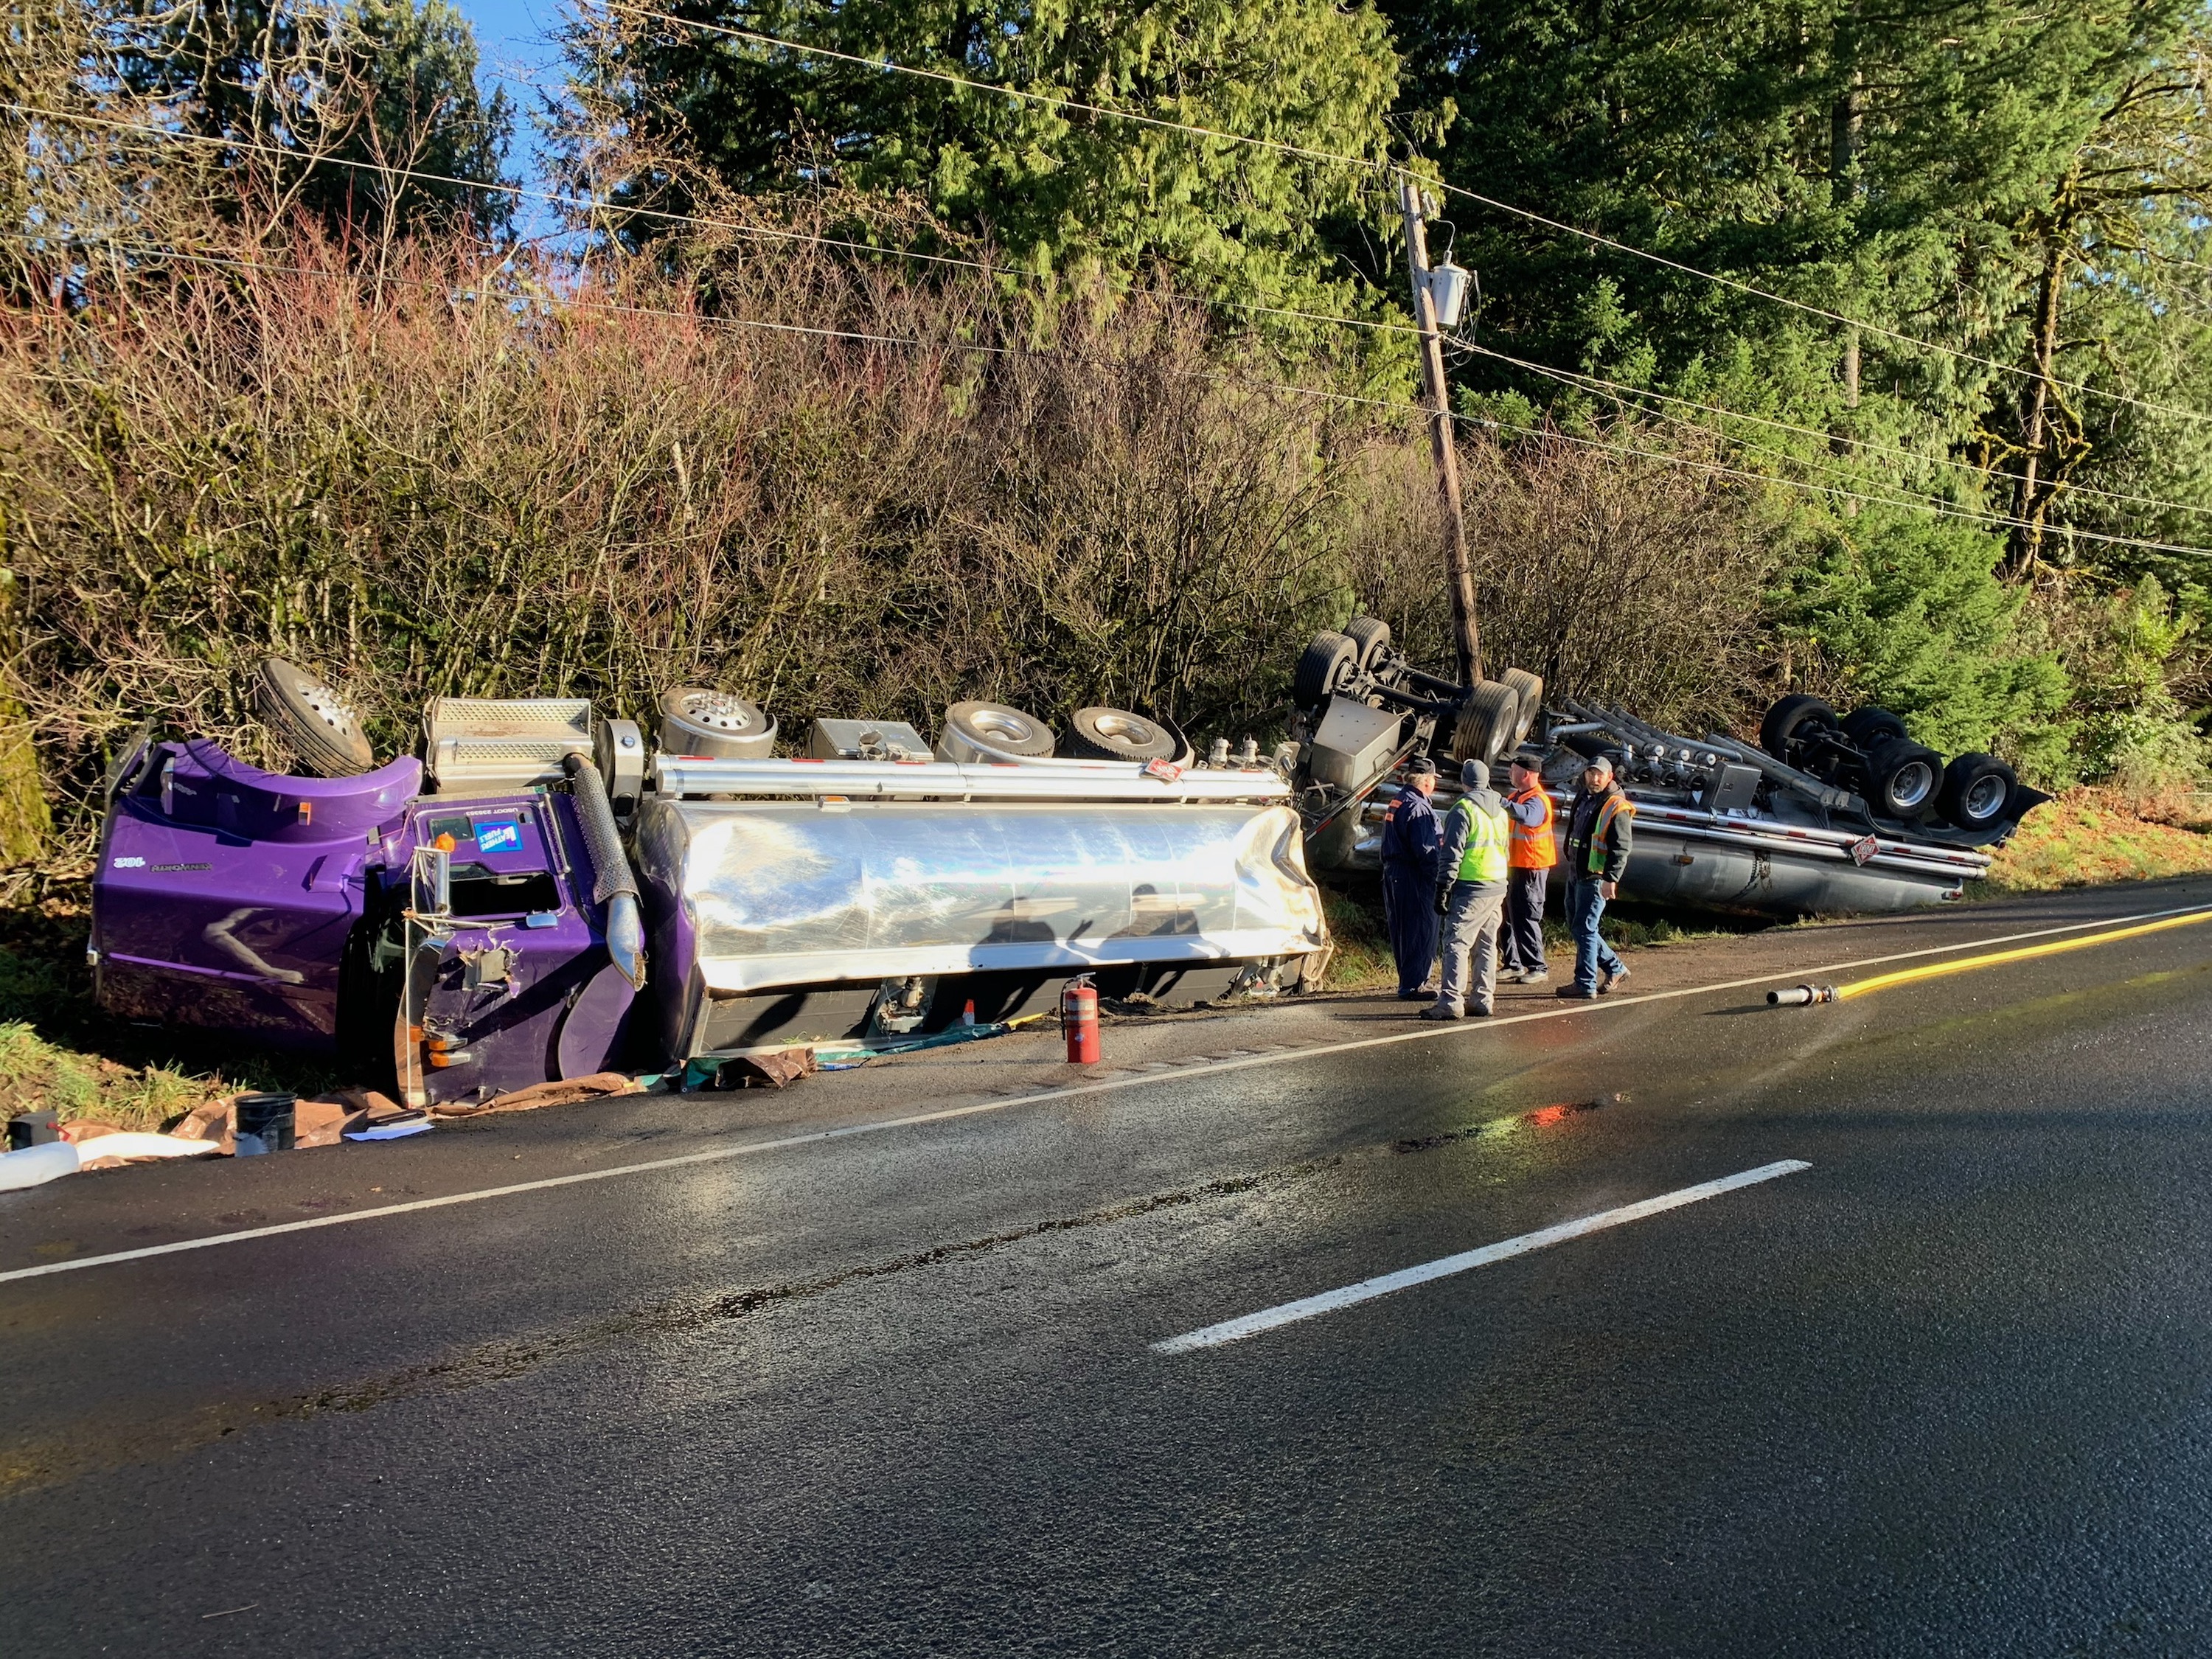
[1500,750,1557,985]
[1557,752,1636,1000]
[1422,758,1512,1020]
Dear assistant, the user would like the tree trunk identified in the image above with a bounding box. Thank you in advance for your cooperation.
[2005,241,2067,580]
[1830,69,1862,479]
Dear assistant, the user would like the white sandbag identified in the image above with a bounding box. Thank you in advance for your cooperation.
[0,1141,81,1190]
[74,1133,223,1164]
[0,1133,221,1192]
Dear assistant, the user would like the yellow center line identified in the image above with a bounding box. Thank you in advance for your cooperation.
[1837,908,2212,1000]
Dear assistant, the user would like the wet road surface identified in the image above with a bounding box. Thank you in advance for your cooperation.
[9,883,2212,1655]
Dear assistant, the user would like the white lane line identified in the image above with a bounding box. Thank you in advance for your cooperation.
[0,899,2199,1288]
[1151,1159,1813,1354]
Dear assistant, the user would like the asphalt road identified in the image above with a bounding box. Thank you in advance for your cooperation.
[10,883,2212,1656]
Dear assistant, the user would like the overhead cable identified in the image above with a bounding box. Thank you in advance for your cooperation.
[22,226,2212,562]
[611,2,2212,428]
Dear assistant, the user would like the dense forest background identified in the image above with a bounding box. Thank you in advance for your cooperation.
[6,0,2212,860]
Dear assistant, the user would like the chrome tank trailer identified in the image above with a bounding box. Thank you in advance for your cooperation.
[636,757,1324,1057]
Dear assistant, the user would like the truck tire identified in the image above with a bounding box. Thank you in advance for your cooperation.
[1064,706,1178,762]
[1865,736,1944,818]
[1450,681,1521,768]
[1500,668,1544,744]
[1293,632,1359,708]
[1343,616,1392,672]
[255,657,376,777]
[1937,753,2017,831]
[942,700,1056,760]
[1841,706,1909,750]
[1759,695,1839,765]
[658,688,777,759]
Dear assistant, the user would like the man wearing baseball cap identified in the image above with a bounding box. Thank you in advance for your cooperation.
[1377,754,1444,999]
[1499,749,1556,984]
[1557,751,1635,999]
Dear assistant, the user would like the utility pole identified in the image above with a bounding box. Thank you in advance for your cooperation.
[1400,176,1484,687]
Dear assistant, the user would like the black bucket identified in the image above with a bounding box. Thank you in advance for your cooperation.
[233,1091,296,1156]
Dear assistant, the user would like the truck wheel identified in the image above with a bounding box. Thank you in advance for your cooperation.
[1759,695,1839,765]
[1343,616,1392,672]
[658,687,777,759]
[942,700,1056,760]
[1841,706,1909,749]
[1064,706,1178,762]
[1500,669,1544,744]
[1865,737,1944,818]
[1293,632,1359,708]
[1451,681,1521,768]
[255,657,376,777]
[1937,753,2017,830]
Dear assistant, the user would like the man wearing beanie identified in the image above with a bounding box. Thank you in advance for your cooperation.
[1422,757,1512,1020]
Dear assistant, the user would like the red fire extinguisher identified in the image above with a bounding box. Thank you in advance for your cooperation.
[1062,975,1100,1065]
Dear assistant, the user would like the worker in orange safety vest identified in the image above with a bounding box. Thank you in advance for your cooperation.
[1499,750,1556,984]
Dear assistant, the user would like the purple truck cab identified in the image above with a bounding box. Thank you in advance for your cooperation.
[91,732,636,1107]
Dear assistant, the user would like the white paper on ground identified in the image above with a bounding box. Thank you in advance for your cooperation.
[344,1121,434,1141]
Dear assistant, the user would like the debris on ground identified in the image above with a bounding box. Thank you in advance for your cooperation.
[433,1071,644,1118]
[0,1130,221,1189]
[718,1048,817,1090]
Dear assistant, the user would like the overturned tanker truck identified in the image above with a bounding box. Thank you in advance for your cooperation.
[91,666,1328,1109]
[1287,619,2049,916]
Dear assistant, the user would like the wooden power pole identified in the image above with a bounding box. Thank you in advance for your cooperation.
[1400,176,1484,686]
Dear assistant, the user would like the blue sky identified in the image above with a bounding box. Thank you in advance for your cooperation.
[461,0,567,114]
[457,0,568,223]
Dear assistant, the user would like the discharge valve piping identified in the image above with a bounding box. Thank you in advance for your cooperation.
[562,752,647,991]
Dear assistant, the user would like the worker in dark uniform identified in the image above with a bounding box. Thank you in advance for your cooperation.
[1377,756,1443,1000]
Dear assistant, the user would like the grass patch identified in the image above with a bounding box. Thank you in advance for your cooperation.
[1321,886,1397,992]
[1972,788,2212,898]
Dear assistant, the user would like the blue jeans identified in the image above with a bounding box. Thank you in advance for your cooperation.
[1566,877,1624,993]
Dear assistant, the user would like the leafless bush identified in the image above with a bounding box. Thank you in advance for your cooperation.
[1344,425,1784,731]
[0,221,1382,840]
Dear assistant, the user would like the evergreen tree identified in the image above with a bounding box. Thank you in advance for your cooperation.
[561,0,1408,316]
[113,0,512,235]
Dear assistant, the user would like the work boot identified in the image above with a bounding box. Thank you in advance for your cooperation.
[1418,1004,1463,1020]
[1600,964,1632,995]
[1556,985,1597,1001]
[1397,985,1434,1001]
[1518,969,1550,985]
[1498,968,1530,985]
[1468,1004,1494,1018]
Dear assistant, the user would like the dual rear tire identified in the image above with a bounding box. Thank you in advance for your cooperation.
[1759,695,2020,829]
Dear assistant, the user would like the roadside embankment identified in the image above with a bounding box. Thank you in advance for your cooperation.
[1971,787,2212,897]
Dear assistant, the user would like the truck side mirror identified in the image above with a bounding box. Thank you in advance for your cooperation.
[410,844,451,919]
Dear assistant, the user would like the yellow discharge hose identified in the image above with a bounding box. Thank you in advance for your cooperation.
[1833,906,2212,1001]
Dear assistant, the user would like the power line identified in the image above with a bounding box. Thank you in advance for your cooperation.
[33,83,2212,521]
[607,3,1394,176]
[1462,339,2212,524]
[3,99,1007,276]
[612,1,2212,429]
[18,104,2212,557]
[30,224,2212,562]
[1453,408,2212,560]
[7,97,1420,339]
